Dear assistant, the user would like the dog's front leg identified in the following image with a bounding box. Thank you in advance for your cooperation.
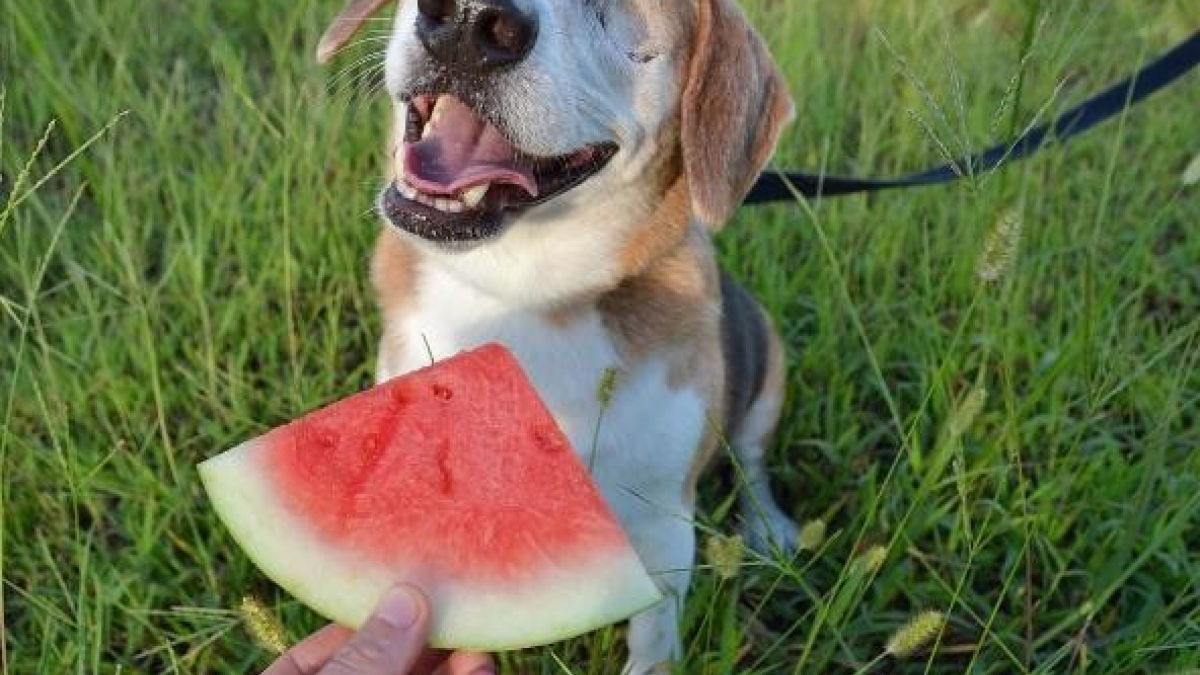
[621,505,695,675]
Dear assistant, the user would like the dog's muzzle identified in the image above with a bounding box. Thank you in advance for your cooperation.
[380,0,617,245]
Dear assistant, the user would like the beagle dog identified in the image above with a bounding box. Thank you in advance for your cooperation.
[319,0,795,671]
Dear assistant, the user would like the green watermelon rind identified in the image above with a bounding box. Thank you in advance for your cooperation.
[199,439,664,651]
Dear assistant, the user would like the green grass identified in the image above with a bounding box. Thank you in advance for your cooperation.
[2,0,1198,673]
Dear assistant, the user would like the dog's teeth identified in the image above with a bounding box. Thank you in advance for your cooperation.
[423,96,448,139]
[400,181,465,214]
[431,96,448,125]
[434,197,464,213]
[460,184,489,209]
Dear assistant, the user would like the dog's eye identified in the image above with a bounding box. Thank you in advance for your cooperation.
[627,48,658,64]
[585,0,658,63]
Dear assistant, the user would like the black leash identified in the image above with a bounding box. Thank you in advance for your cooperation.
[744,31,1200,205]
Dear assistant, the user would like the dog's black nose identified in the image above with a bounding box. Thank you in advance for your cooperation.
[417,0,538,71]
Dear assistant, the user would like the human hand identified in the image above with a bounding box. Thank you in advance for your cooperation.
[263,585,495,675]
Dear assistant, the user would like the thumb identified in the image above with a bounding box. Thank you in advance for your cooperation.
[320,585,430,675]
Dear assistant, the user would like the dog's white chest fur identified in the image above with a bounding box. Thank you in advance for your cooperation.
[376,262,706,525]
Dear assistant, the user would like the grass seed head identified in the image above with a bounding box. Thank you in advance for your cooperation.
[798,519,827,551]
[856,545,888,575]
[1183,153,1200,187]
[885,610,946,658]
[977,209,1024,283]
[596,367,620,408]
[948,387,988,438]
[240,596,289,655]
[705,533,745,580]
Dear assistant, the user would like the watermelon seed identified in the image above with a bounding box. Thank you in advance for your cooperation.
[435,442,454,494]
[301,422,338,452]
[389,386,411,407]
[531,427,564,454]
[431,384,454,401]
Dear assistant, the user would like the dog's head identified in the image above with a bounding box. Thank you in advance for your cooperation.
[321,0,792,286]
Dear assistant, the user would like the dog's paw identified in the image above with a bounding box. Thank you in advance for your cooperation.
[739,507,800,557]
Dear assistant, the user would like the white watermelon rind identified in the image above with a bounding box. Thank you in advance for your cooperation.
[198,439,664,651]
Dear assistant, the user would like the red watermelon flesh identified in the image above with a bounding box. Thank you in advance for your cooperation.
[199,344,661,650]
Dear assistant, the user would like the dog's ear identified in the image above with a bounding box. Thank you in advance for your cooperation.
[317,0,395,64]
[681,0,794,228]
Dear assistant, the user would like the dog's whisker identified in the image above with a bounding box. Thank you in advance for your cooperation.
[342,58,384,88]
[362,78,389,102]
[329,48,385,80]
[348,65,388,104]
[346,34,395,45]
[328,66,382,97]
[328,54,386,96]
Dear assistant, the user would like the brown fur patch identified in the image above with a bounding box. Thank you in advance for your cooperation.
[615,167,691,280]
[598,222,726,445]
[371,228,419,357]
[681,0,794,228]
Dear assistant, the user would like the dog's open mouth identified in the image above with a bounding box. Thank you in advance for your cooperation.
[381,93,618,243]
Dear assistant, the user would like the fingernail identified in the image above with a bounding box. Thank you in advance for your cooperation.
[469,668,495,675]
[375,586,421,629]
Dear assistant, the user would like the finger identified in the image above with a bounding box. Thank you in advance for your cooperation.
[319,585,431,675]
[431,652,495,675]
[262,625,354,675]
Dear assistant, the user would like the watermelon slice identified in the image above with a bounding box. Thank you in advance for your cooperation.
[199,344,661,650]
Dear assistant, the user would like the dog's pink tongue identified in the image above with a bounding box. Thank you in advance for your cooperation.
[404,96,537,198]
